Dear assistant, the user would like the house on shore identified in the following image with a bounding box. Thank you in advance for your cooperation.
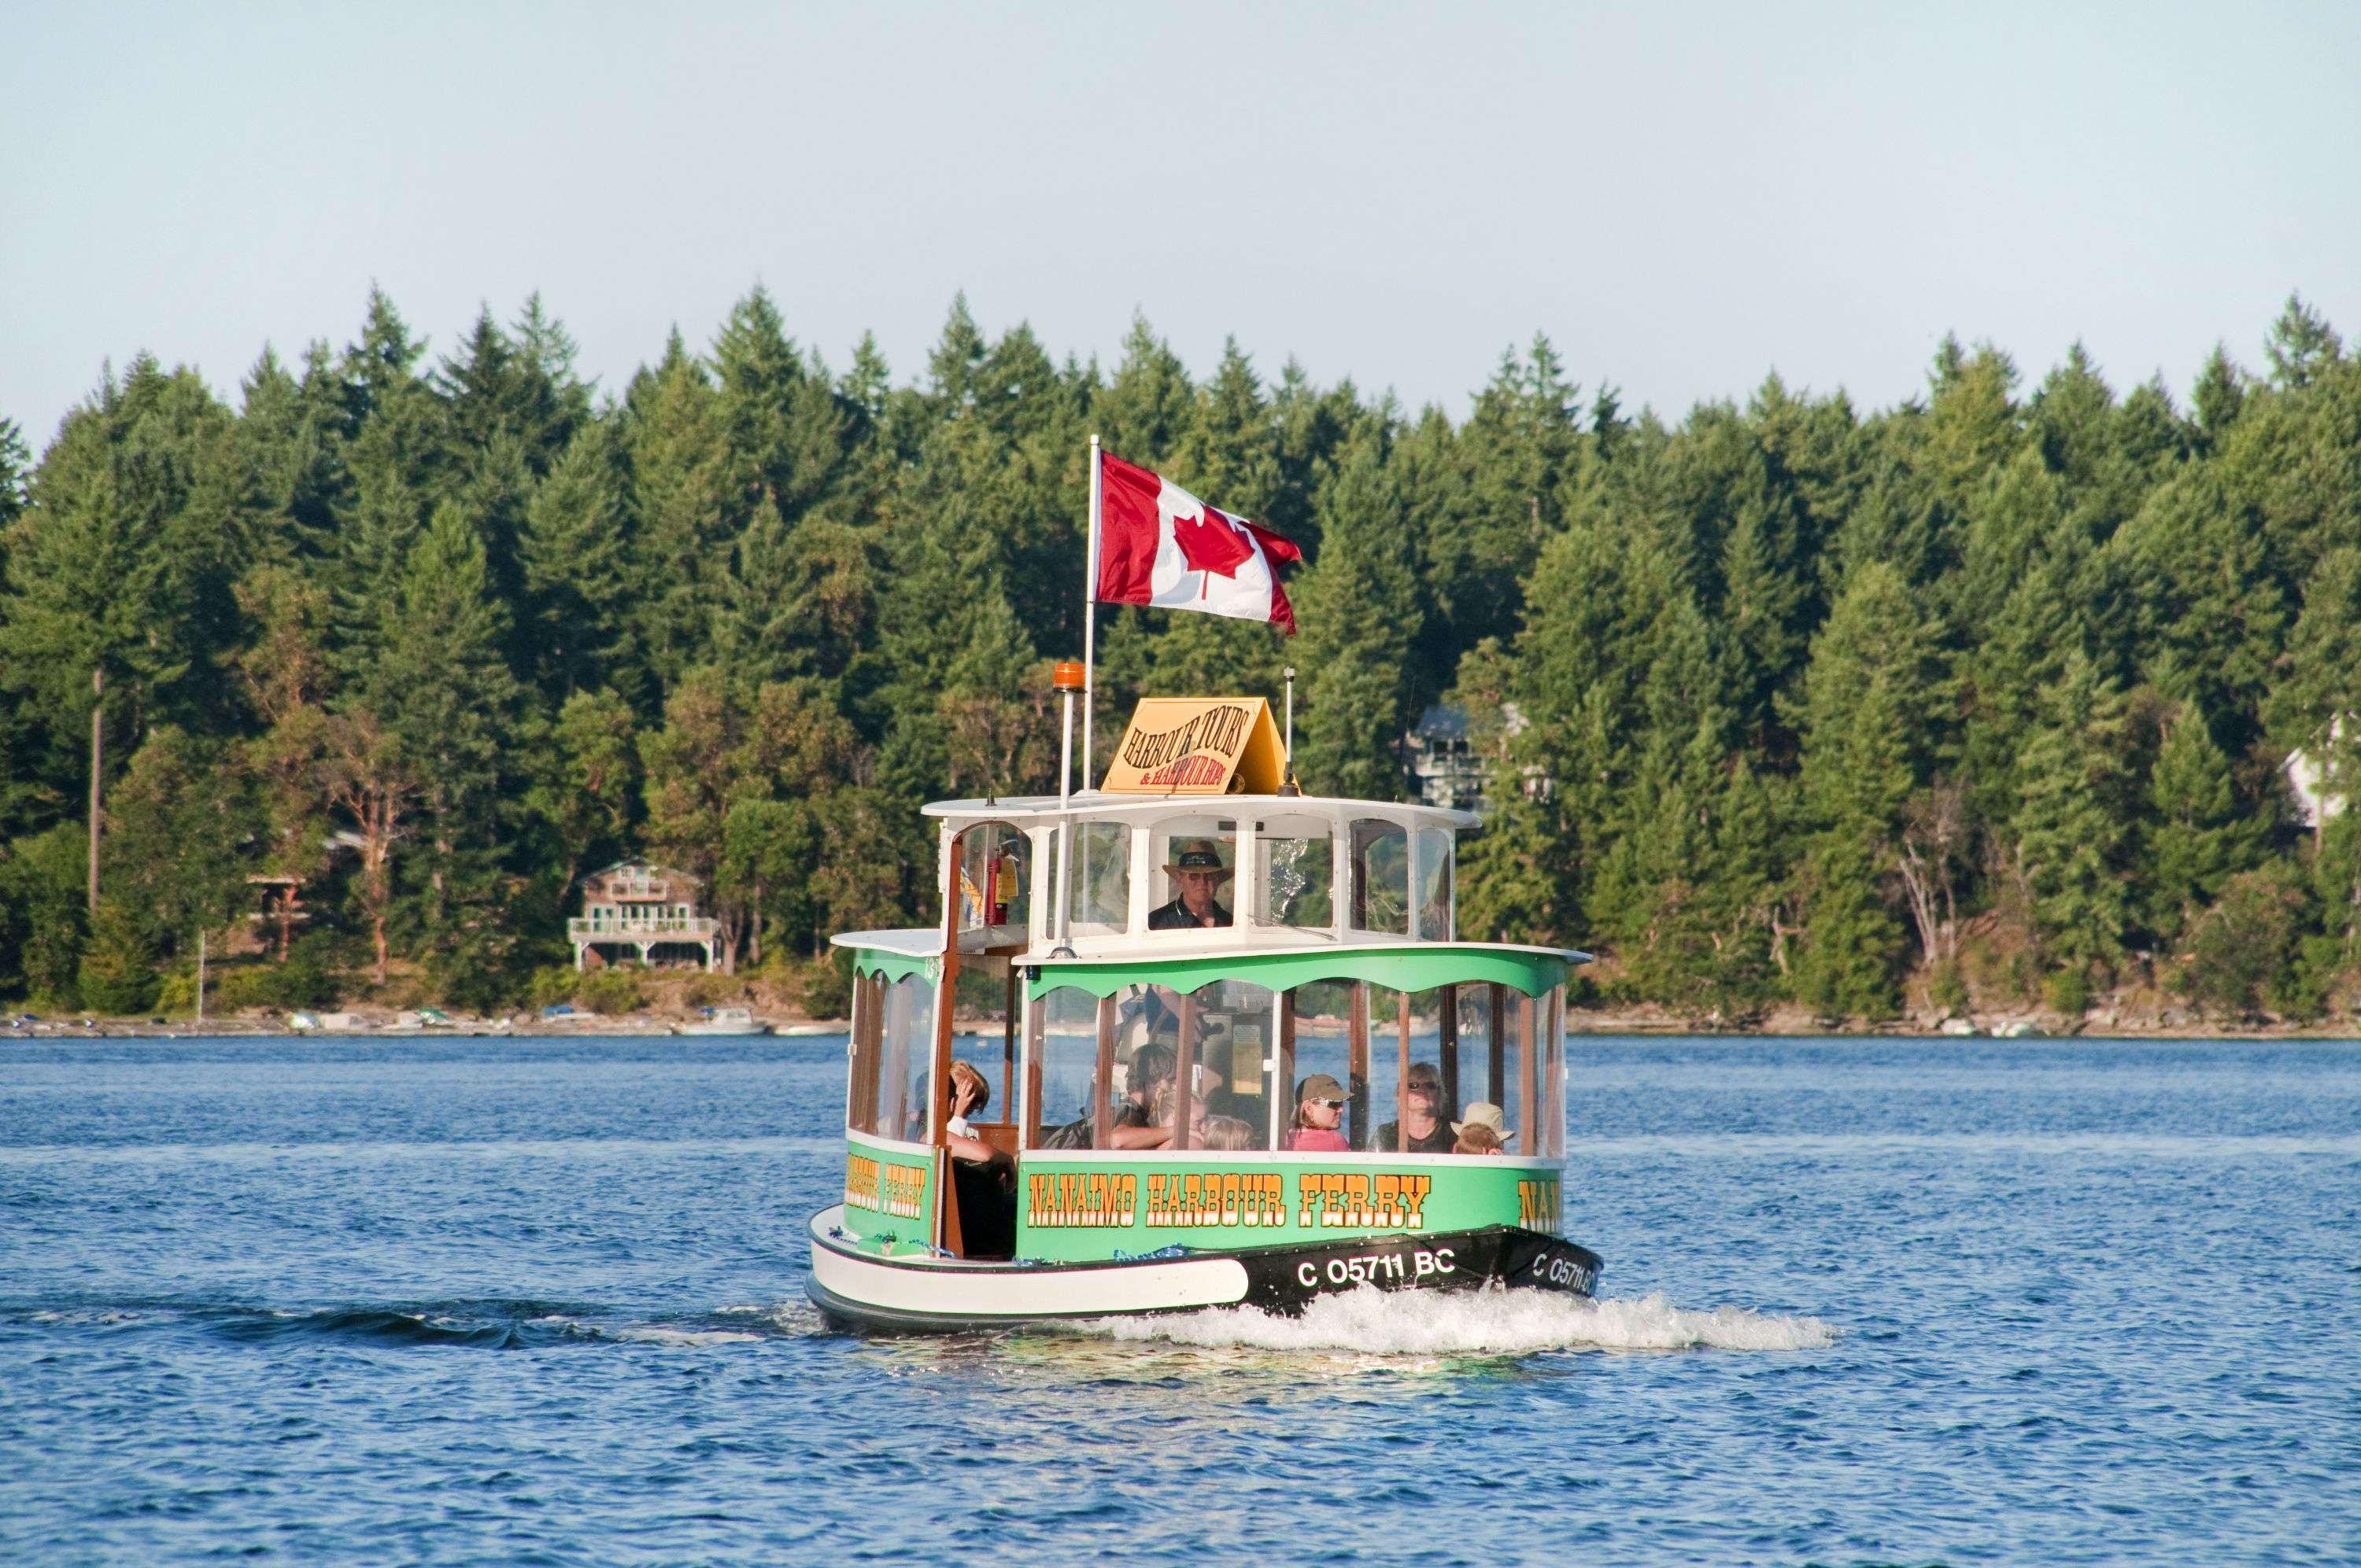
[570,860,720,972]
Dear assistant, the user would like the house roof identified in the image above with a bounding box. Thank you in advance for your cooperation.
[583,858,703,887]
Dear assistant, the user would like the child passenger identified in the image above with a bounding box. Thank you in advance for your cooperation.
[1285,1074,1350,1152]
[1450,1101,1512,1155]
[1201,1115,1254,1151]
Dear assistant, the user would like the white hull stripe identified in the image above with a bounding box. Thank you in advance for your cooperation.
[808,1208,1248,1318]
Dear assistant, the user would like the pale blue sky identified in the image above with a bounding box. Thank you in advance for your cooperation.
[6,2,2357,451]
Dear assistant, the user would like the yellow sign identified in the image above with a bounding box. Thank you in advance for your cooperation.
[1102,696,1288,795]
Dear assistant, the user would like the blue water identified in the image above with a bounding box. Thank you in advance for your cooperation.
[3,1035,2356,1564]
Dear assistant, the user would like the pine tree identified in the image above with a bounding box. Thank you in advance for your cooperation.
[1293,426,1419,799]
[625,332,730,690]
[2145,705,2264,941]
[2012,651,2137,974]
[519,418,641,703]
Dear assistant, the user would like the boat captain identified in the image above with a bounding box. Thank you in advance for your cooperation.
[1147,840,1232,930]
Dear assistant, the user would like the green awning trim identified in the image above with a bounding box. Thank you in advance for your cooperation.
[852,949,940,986]
[1027,946,1569,1002]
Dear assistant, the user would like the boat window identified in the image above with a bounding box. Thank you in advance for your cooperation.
[1146,817,1236,933]
[952,821,1030,953]
[951,954,1019,1131]
[1027,985,1108,1149]
[1059,821,1132,935]
[1364,986,1454,1153]
[1438,983,1511,1150]
[1412,827,1454,940]
[873,971,937,1143]
[1279,980,1366,1152]
[1252,814,1332,932]
[1543,984,1566,1160]
[1166,980,1275,1151]
[1350,819,1410,935]
[845,971,885,1134]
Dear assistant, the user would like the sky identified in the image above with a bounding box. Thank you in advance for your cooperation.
[6,2,2359,453]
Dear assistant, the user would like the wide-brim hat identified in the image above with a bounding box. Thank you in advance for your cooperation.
[1163,841,1235,880]
[1451,1101,1513,1140]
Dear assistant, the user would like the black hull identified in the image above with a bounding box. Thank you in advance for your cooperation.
[1232,1225,1601,1315]
[805,1222,1600,1335]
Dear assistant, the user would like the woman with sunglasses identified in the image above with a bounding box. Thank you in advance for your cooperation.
[1285,1073,1351,1152]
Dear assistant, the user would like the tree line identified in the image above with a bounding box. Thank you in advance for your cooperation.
[0,288,2355,1024]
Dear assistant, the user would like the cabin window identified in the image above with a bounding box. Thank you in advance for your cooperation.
[1028,986,1110,1149]
[1278,981,1362,1151]
[1147,817,1236,933]
[1251,814,1333,932]
[1412,827,1454,940]
[1350,819,1410,936]
[953,821,1030,951]
[1362,985,1458,1153]
[873,971,936,1143]
[1059,821,1132,935]
[846,972,885,1135]
[1162,980,1276,1151]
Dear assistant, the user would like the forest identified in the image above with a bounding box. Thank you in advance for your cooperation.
[1,288,2356,1026]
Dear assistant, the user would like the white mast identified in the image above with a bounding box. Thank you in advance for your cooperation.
[1083,432,1101,789]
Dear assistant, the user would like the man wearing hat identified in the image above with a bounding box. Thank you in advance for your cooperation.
[1148,839,1232,930]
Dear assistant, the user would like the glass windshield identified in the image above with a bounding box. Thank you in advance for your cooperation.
[954,821,1030,949]
[1351,819,1409,935]
[1253,814,1333,932]
[1413,826,1454,939]
[1059,821,1132,935]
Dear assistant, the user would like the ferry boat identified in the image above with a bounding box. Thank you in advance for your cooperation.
[806,685,1602,1332]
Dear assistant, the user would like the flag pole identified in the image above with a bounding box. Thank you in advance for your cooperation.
[1084,432,1101,789]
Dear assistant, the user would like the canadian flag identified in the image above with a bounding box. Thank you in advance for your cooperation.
[1094,452,1301,634]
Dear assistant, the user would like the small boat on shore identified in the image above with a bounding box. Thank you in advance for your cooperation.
[673,1006,770,1037]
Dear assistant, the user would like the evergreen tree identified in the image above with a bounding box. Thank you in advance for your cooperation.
[2012,651,2138,975]
[519,418,641,702]
[1293,427,1420,799]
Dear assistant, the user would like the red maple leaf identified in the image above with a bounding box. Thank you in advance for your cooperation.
[1170,505,1254,578]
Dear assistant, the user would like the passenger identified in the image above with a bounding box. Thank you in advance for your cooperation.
[1201,1115,1255,1151]
[1147,841,1232,930]
[943,1060,1016,1257]
[1150,1079,1210,1149]
[1372,1061,1456,1153]
[1452,1122,1504,1156]
[1285,1073,1350,1152]
[1450,1101,1513,1155]
[1107,1042,1178,1149]
[943,1061,998,1163]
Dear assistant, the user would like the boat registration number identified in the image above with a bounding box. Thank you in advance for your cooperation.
[1295,1246,1456,1292]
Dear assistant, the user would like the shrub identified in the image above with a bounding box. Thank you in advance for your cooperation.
[682,972,740,1009]
[578,968,645,1016]
[1927,961,1971,1017]
[2182,869,2304,1022]
[79,903,161,1015]
[2041,966,2093,1019]
[525,965,581,1009]
[802,950,854,1019]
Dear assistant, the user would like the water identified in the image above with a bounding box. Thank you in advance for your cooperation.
[3,1035,2355,1564]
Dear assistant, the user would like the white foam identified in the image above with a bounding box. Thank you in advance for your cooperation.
[1091,1286,1835,1356]
[602,1326,763,1346]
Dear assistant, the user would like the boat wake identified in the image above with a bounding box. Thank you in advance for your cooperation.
[1088,1286,1834,1356]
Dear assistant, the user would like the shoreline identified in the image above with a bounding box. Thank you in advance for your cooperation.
[6,1008,2355,1042]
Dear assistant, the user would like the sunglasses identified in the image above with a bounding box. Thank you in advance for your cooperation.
[1309,1098,1345,1111]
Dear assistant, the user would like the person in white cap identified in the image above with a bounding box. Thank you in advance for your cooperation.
[1451,1101,1514,1154]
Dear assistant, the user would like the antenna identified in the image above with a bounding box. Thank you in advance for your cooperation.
[1277,666,1301,797]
